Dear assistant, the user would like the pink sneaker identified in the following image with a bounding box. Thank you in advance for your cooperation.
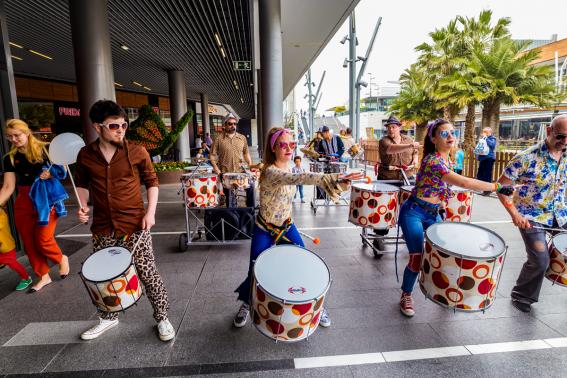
[400,293,415,317]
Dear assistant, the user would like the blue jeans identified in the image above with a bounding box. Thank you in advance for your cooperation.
[235,223,304,304]
[398,197,441,293]
[294,185,304,199]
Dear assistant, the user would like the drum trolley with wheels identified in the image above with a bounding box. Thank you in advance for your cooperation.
[177,164,256,252]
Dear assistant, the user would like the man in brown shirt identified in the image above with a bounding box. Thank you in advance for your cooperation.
[210,114,254,207]
[74,100,174,342]
[378,115,419,181]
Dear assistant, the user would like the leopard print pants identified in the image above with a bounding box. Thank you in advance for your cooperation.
[93,230,170,322]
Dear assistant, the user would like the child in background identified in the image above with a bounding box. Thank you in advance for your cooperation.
[196,149,204,159]
[0,208,32,291]
[291,156,305,203]
[454,143,465,175]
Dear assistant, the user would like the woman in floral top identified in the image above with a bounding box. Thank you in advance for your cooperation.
[232,127,363,328]
[398,119,514,317]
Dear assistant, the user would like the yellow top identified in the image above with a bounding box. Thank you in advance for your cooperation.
[0,208,16,253]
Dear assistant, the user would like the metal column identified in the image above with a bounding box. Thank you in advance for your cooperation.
[168,70,191,161]
[348,13,357,141]
[68,0,116,144]
[200,92,210,136]
[258,0,283,143]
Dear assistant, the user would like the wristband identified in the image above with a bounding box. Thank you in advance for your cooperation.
[494,182,502,192]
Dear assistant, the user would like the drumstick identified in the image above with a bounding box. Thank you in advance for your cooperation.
[131,230,149,255]
[298,230,320,245]
[532,226,567,233]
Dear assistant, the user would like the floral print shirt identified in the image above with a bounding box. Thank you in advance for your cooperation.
[412,152,453,202]
[259,166,341,226]
[503,142,567,227]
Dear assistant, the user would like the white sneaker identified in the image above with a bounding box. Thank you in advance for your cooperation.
[80,318,119,340]
[233,303,249,328]
[157,318,175,341]
[319,308,331,328]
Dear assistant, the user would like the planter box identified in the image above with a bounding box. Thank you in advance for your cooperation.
[157,170,184,184]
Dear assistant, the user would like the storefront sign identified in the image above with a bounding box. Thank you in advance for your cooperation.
[58,106,80,117]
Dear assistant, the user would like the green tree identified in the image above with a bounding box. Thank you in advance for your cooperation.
[470,38,557,137]
[390,65,442,143]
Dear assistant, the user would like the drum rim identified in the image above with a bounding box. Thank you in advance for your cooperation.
[253,245,332,303]
[80,248,134,283]
[418,282,496,313]
[352,183,399,193]
[425,222,507,260]
[551,232,567,257]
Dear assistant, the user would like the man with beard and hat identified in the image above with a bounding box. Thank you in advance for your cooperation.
[74,100,174,342]
[210,114,254,207]
[316,125,345,161]
[377,115,419,181]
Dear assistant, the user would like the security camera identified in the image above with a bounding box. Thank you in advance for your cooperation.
[357,56,366,61]
[340,35,348,44]
[342,58,348,68]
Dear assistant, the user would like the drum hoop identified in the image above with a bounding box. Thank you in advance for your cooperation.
[425,222,507,261]
[418,283,497,313]
[80,258,135,283]
[253,245,332,303]
[551,232,567,256]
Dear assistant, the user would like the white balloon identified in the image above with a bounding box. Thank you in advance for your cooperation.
[48,133,86,165]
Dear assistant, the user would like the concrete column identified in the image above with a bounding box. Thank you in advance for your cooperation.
[168,70,190,161]
[258,0,283,143]
[68,0,116,143]
[200,93,210,135]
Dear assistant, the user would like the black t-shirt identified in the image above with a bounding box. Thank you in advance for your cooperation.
[3,152,49,186]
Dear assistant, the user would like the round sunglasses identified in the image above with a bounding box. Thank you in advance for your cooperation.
[438,130,459,139]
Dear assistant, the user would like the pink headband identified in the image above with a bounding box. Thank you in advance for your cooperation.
[270,128,291,151]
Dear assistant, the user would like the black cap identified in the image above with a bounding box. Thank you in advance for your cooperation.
[321,126,330,132]
[384,115,401,126]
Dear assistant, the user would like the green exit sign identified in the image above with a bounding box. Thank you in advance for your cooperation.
[233,61,251,70]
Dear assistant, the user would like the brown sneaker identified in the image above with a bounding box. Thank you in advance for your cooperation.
[400,293,415,317]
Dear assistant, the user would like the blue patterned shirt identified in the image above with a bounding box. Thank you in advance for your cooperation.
[503,142,567,226]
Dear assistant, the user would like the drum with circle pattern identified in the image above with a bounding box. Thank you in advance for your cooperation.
[80,247,143,313]
[182,173,218,208]
[348,183,399,229]
[419,222,506,312]
[545,233,567,286]
[399,185,413,207]
[445,186,474,222]
[252,245,330,342]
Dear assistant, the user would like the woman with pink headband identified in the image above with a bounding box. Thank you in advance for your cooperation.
[232,127,363,329]
[397,119,514,317]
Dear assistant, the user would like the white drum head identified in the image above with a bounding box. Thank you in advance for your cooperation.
[353,183,398,193]
[82,247,132,281]
[552,233,567,255]
[450,185,469,192]
[401,185,414,193]
[426,223,505,259]
[254,245,330,302]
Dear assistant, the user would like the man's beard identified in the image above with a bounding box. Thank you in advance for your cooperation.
[227,127,236,134]
[109,139,124,147]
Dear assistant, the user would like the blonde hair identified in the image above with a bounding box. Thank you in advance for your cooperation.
[5,119,47,165]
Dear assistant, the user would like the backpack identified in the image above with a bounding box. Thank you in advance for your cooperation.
[474,138,489,156]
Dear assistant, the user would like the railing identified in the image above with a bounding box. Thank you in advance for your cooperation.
[362,141,518,181]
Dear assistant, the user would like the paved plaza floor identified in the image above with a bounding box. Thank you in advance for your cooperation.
[1,182,567,377]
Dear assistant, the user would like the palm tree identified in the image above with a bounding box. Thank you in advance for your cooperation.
[469,38,557,137]
[433,10,511,149]
[390,65,442,143]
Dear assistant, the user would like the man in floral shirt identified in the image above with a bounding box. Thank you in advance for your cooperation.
[498,115,567,313]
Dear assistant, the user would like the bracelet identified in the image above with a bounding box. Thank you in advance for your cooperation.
[494,182,502,192]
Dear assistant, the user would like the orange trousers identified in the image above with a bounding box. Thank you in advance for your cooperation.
[14,186,62,277]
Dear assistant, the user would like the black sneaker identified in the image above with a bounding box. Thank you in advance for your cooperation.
[511,299,531,313]
[233,303,249,328]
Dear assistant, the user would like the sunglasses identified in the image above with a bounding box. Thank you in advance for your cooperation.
[555,134,567,141]
[278,141,297,150]
[101,122,128,131]
[226,122,237,126]
[439,130,458,139]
